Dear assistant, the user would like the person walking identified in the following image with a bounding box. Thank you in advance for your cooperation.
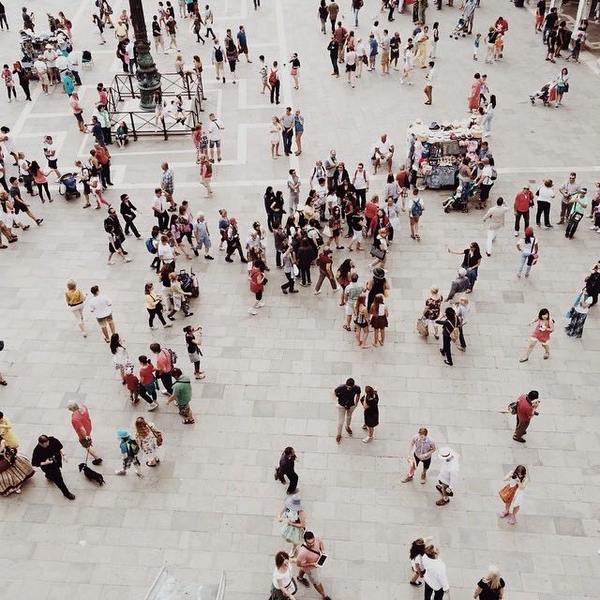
[333,378,361,444]
[360,385,379,443]
[436,306,459,367]
[435,447,459,506]
[423,61,435,105]
[473,566,506,599]
[278,492,307,557]
[276,446,299,494]
[88,285,116,342]
[408,187,424,240]
[269,61,281,103]
[269,551,297,599]
[166,367,195,424]
[295,530,333,600]
[67,402,103,465]
[64,279,87,337]
[499,465,528,525]
[516,227,538,279]
[557,172,583,225]
[31,435,76,500]
[115,429,143,477]
[565,289,592,338]
[482,197,509,257]
[401,427,436,484]
[119,193,141,238]
[422,545,450,599]
[135,417,161,467]
[519,308,554,362]
[314,248,338,295]
[513,184,534,236]
[512,390,540,443]
[422,286,443,339]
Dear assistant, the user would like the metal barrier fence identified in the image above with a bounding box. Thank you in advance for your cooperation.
[105,72,205,141]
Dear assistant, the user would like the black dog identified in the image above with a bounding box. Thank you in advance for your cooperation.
[78,462,105,485]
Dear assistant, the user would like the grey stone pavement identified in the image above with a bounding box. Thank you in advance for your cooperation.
[0,1,599,599]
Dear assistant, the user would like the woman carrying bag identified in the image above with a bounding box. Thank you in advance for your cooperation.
[498,465,528,525]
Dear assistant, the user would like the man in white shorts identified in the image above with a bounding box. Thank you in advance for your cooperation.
[342,273,363,331]
[372,133,394,175]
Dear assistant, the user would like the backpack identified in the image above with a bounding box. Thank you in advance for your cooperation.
[307,227,324,247]
[410,200,423,218]
[125,438,139,458]
[214,46,223,62]
[269,70,277,86]
[104,218,113,233]
[490,167,498,181]
[145,237,157,254]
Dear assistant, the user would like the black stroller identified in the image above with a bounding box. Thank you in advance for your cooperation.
[58,173,81,200]
[443,180,478,213]
[178,269,199,298]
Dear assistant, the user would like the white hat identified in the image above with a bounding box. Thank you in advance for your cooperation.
[438,447,455,460]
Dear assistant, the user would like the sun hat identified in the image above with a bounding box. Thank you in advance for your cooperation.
[284,492,304,512]
[438,447,455,460]
[116,429,130,439]
[373,267,386,280]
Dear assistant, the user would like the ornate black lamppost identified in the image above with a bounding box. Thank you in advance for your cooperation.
[129,0,161,110]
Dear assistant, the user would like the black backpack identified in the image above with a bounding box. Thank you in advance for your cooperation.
[214,46,223,62]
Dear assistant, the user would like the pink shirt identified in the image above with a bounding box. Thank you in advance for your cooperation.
[71,405,92,440]
[155,349,172,374]
[295,536,324,571]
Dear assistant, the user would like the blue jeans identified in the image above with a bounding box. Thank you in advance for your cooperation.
[517,252,532,276]
[353,8,360,27]
[466,267,478,289]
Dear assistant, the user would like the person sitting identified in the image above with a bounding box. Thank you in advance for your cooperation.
[115,121,129,149]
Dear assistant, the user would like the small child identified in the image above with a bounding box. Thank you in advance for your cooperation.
[473,33,481,61]
[115,429,143,477]
[259,54,269,93]
[123,365,141,404]
[494,33,504,61]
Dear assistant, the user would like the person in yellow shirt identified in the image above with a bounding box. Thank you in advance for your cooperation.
[0,411,19,448]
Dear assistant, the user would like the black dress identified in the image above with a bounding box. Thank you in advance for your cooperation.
[367,278,386,310]
[362,393,379,428]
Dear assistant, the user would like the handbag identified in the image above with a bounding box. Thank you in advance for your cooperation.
[527,253,538,266]
[571,211,583,222]
[369,244,386,260]
[416,317,429,337]
[150,425,163,447]
[449,318,460,342]
[292,264,299,277]
[323,225,333,238]
[507,401,518,414]
[498,483,517,505]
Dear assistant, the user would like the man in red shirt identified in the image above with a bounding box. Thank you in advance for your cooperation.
[513,390,539,443]
[295,531,332,600]
[314,248,338,295]
[513,184,534,237]
[67,402,103,465]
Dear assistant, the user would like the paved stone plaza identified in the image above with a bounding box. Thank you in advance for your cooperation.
[0,1,599,599]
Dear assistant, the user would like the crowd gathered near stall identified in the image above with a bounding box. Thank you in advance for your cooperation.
[1,1,599,599]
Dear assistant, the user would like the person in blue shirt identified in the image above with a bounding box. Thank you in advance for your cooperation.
[368,34,378,71]
[236,25,252,63]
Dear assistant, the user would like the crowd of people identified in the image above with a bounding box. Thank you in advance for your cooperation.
[0,1,599,598]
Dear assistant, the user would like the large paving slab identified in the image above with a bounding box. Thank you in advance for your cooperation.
[0,1,599,599]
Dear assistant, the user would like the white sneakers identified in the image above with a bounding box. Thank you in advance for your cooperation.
[248,308,258,315]
[147,401,159,411]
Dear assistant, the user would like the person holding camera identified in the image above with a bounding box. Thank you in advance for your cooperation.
[31,435,75,500]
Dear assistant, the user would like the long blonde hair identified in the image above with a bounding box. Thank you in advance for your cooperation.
[483,565,502,590]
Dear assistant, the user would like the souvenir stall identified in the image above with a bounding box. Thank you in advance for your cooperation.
[19,28,71,78]
[406,118,485,189]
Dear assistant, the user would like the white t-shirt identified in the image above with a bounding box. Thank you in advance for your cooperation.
[346,50,357,66]
[272,565,293,590]
[158,242,175,262]
[88,294,112,319]
[34,60,47,75]
[375,138,393,157]
[353,169,368,190]
[207,119,223,141]
[44,142,58,161]
[55,55,69,72]
[537,185,555,204]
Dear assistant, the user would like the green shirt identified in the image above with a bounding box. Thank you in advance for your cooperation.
[571,197,587,215]
[172,376,192,406]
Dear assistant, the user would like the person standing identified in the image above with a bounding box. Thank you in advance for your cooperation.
[482,197,508,257]
[565,289,592,338]
[193,211,214,259]
[293,109,304,155]
[512,390,540,443]
[166,367,195,424]
[276,446,298,494]
[207,112,224,163]
[513,184,534,236]
[401,427,436,484]
[422,546,450,599]
[287,169,301,212]
[152,188,169,232]
[150,342,175,395]
[499,465,528,525]
[473,566,506,599]
[408,187,424,240]
[31,435,76,500]
[534,178,555,228]
[565,188,588,239]
[295,531,333,600]
[280,107,294,157]
[88,285,116,342]
[558,172,582,225]
[360,386,379,443]
[436,447,459,506]
[327,37,340,78]
[423,61,435,105]
[333,378,361,444]
[66,402,103,465]
[12,62,31,101]
[519,308,554,362]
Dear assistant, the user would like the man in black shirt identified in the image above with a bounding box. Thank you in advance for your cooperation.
[542,7,558,43]
[333,378,361,443]
[31,435,76,500]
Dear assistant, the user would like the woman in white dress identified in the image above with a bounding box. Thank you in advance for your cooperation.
[270,116,282,159]
[499,464,528,525]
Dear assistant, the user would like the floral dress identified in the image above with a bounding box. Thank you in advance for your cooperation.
[136,426,158,462]
[424,295,442,324]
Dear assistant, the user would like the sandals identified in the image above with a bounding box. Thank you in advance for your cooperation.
[343,325,351,331]
[183,419,195,425]
[146,461,157,467]
[297,577,310,588]
[436,498,450,506]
